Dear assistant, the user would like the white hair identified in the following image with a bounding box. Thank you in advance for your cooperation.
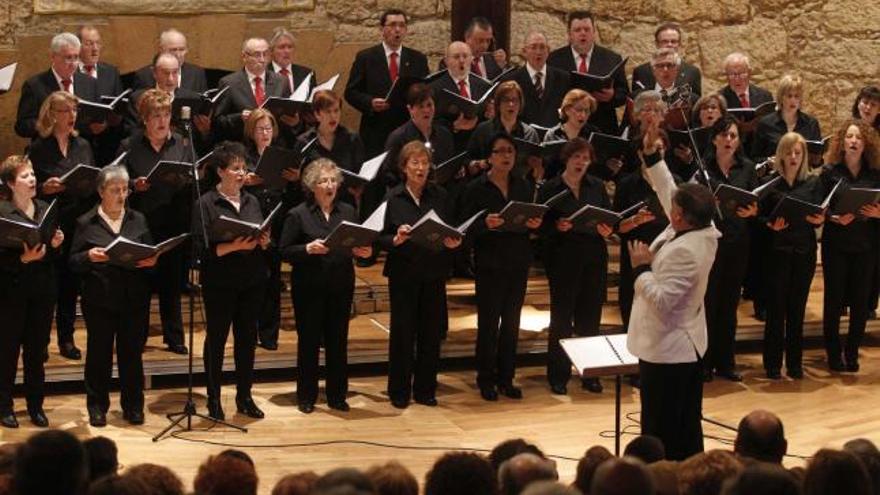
[50,32,81,53]
[651,48,681,66]
[722,52,751,72]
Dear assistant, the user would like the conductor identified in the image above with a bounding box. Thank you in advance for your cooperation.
[625,112,720,461]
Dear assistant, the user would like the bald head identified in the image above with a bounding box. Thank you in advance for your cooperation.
[445,41,473,79]
[499,453,558,495]
[158,29,188,64]
[735,409,787,464]
[591,457,654,495]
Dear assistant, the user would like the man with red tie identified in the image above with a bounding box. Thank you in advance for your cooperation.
[77,25,125,165]
[438,17,506,82]
[430,41,492,148]
[267,27,316,131]
[214,37,291,142]
[719,52,773,158]
[547,11,629,135]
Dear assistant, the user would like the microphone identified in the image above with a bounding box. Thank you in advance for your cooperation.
[179,105,192,145]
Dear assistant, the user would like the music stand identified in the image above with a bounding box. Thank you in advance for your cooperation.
[561,334,639,455]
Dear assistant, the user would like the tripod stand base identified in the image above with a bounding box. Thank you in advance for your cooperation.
[152,401,247,442]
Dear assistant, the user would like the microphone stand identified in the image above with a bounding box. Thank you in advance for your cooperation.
[153,107,245,441]
[677,107,722,218]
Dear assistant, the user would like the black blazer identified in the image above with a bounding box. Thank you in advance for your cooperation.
[719,84,773,110]
[214,69,290,141]
[547,44,630,135]
[430,72,492,147]
[88,61,124,97]
[438,53,503,81]
[750,110,821,160]
[502,65,570,129]
[132,61,208,93]
[83,62,126,166]
[15,70,99,139]
[0,199,59,300]
[344,44,430,156]
[267,62,314,92]
[631,61,702,97]
[69,206,153,311]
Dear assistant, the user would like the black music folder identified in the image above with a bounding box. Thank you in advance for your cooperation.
[714,184,759,219]
[440,82,499,118]
[832,187,880,217]
[58,163,102,196]
[805,136,831,156]
[431,151,469,185]
[566,201,644,234]
[407,208,485,251]
[0,199,58,249]
[727,101,776,122]
[173,86,229,117]
[667,126,711,151]
[768,178,835,225]
[514,138,567,157]
[255,146,301,190]
[340,151,388,187]
[323,201,387,252]
[145,160,193,188]
[497,201,549,233]
[588,131,632,159]
[104,233,190,268]
[78,89,131,123]
[209,202,283,242]
[568,57,628,93]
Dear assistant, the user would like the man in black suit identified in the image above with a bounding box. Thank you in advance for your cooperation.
[344,8,430,158]
[430,41,492,149]
[214,37,291,142]
[15,32,100,140]
[547,10,629,135]
[637,49,699,109]
[719,52,773,110]
[132,29,208,93]
[631,22,702,97]
[77,25,126,165]
[503,32,569,129]
[438,17,506,81]
[267,27,316,132]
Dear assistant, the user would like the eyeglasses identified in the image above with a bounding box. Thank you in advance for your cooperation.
[726,71,749,79]
[383,21,407,29]
[245,51,269,59]
[652,62,676,70]
[255,125,274,133]
[103,185,129,196]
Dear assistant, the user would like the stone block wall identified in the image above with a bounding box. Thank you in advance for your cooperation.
[0,0,876,158]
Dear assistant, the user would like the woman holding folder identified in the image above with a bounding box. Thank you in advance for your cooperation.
[192,141,270,420]
[758,133,824,379]
[278,158,372,414]
[28,91,95,361]
[0,156,65,428]
[698,114,758,382]
[461,132,542,401]
[68,165,156,427]
[819,119,880,372]
[380,141,461,408]
[537,138,613,395]
[541,90,599,179]
[120,89,190,354]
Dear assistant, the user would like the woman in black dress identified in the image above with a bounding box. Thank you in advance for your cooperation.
[819,120,880,372]
[0,156,65,428]
[279,158,372,413]
[751,74,822,162]
[380,141,461,408]
[69,165,156,427]
[541,90,600,179]
[192,141,271,420]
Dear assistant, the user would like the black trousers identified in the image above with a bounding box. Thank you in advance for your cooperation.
[546,242,608,386]
[475,264,529,389]
[639,359,704,461]
[704,240,749,372]
[202,283,264,400]
[82,301,148,413]
[258,248,283,346]
[54,254,80,346]
[291,278,352,405]
[822,245,874,364]
[618,242,636,330]
[763,248,816,372]
[153,248,185,347]
[387,276,446,401]
[0,292,54,412]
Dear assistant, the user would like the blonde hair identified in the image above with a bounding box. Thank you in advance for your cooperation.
[773,132,809,182]
[36,91,79,138]
[396,140,432,177]
[559,89,597,123]
[775,74,803,109]
[136,88,173,122]
[243,109,278,144]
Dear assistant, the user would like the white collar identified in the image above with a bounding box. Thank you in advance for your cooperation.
[382,42,401,58]
[571,44,594,64]
[526,63,547,80]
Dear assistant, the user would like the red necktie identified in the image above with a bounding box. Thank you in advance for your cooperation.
[578,55,588,74]
[253,76,266,107]
[280,67,291,91]
[471,59,482,78]
[739,93,750,108]
[61,78,72,93]
[458,79,470,99]
[83,65,96,78]
[389,52,399,82]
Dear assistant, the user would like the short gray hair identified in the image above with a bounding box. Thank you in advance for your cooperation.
[633,90,668,114]
[301,158,342,192]
[242,37,268,53]
[651,47,681,67]
[97,165,130,191]
[269,27,295,48]
[723,52,751,72]
[50,32,81,53]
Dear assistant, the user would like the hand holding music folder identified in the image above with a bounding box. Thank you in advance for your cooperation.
[565,201,644,234]
[77,89,132,123]
[431,151,469,185]
[569,57,628,93]
[728,101,776,123]
[209,202,283,242]
[254,146,302,190]
[58,163,102,197]
[340,151,388,187]
[832,187,880,217]
[103,233,190,268]
[767,178,835,226]
[0,199,58,249]
[407,208,486,251]
[714,183,766,220]
[323,201,387,253]
[173,86,229,117]
[497,201,549,233]
[440,82,499,118]
[145,160,194,188]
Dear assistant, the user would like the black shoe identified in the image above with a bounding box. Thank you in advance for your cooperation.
[0,411,18,429]
[845,360,860,373]
[703,369,715,382]
[498,383,523,399]
[88,406,106,427]
[390,397,410,409]
[766,369,782,380]
[257,341,278,351]
[28,407,49,427]
[787,368,803,379]
[166,344,188,355]
[328,399,350,411]
[716,369,743,382]
[414,395,438,407]
[355,257,376,268]
[550,383,567,395]
[235,397,265,419]
[207,399,225,420]
[297,402,315,414]
[59,342,82,360]
[479,386,498,402]
[581,378,603,393]
[123,410,145,425]
[828,359,846,372]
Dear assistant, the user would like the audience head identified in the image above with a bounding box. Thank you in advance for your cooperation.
[654,22,684,51]
[313,467,376,495]
[380,9,408,49]
[36,90,79,138]
[825,118,880,169]
[77,25,103,67]
[153,52,181,92]
[843,438,880,495]
[591,456,654,495]
[270,27,297,67]
[494,81,525,120]
[624,435,666,464]
[445,41,474,79]
[424,451,496,495]
[499,452,558,495]
[773,132,809,181]
[50,32,81,79]
[721,463,801,495]
[567,11,597,55]
[87,474,151,495]
[272,471,319,495]
[671,182,715,231]
[464,17,494,58]
[0,443,18,476]
[722,52,752,96]
[194,453,258,495]
[242,37,270,75]
[692,94,727,128]
[775,74,804,114]
[853,85,880,127]
[14,429,88,495]
[490,439,547,474]
[649,460,680,495]
[522,480,582,495]
[573,445,614,494]
[522,32,550,71]
[84,436,119,482]
[651,48,682,90]
[365,460,418,495]
[804,448,872,495]
[126,463,185,495]
[678,449,743,495]
[559,88,596,125]
[158,28,189,64]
